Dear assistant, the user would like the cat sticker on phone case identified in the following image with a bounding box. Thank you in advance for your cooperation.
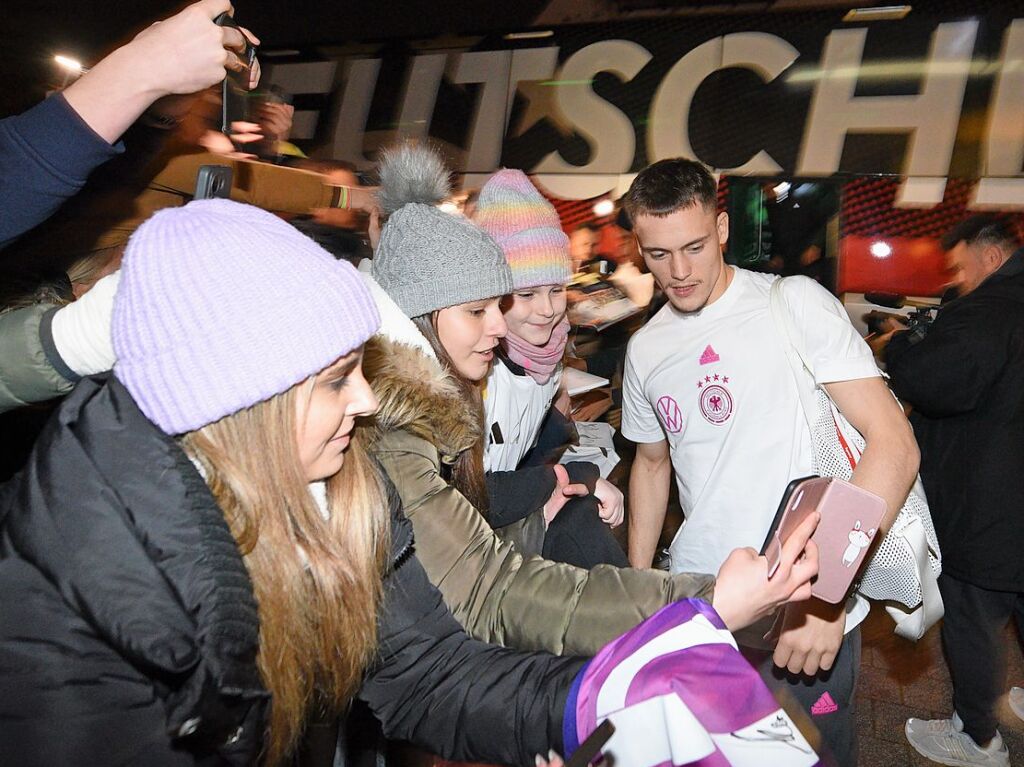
[842,521,876,568]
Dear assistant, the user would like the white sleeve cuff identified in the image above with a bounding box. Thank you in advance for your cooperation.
[51,270,120,376]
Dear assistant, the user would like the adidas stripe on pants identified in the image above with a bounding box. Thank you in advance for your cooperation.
[742,627,861,767]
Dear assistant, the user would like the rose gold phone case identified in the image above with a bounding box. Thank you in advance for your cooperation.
[765,477,887,604]
[764,477,829,578]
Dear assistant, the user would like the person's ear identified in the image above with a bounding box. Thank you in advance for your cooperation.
[716,211,729,249]
[982,244,1005,274]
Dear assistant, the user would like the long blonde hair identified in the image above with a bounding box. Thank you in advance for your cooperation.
[181,382,390,765]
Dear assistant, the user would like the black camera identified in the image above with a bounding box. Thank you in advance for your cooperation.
[903,306,938,342]
[864,292,939,342]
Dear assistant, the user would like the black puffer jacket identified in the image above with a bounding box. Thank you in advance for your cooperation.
[887,250,1024,591]
[0,375,583,766]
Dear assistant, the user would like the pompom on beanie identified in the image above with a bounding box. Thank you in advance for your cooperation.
[112,198,380,435]
[371,143,512,318]
[474,169,571,290]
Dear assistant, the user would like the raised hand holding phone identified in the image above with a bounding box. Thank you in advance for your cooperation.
[60,0,261,145]
[761,476,887,603]
[711,511,820,631]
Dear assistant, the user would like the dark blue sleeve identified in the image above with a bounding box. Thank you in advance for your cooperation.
[0,94,123,249]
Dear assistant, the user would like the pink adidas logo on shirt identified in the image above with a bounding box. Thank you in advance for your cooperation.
[699,345,720,365]
[811,692,839,716]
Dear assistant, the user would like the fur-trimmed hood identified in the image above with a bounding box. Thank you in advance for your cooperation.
[363,336,479,464]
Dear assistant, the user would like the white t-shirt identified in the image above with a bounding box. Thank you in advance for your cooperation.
[483,357,562,472]
[622,268,879,629]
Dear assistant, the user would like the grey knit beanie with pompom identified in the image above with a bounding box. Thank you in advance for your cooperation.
[371,143,512,318]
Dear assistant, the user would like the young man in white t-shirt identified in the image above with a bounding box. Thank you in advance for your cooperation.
[621,159,920,767]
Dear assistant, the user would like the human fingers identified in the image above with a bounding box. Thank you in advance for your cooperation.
[778,511,819,570]
[783,645,808,676]
[772,642,793,673]
[230,120,261,132]
[812,649,836,675]
[561,482,588,498]
[791,539,818,584]
[800,648,824,676]
[599,500,624,526]
[347,187,378,215]
[248,57,262,89]
[228,131,263,145]
[535,751,564,767]
[239,25,260,46]
[223,49,246,74]
[552,464,570,488]
[259,103,291,133]
[199,129,236,154]
[221,25,246,53]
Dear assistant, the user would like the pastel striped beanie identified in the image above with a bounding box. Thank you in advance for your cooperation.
[474,169,571,290]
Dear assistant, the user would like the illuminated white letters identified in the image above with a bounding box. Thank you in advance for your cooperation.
[649,32,798,174]
[532,40,652,198]
[798,21,979,205]
[974,20,1024,209]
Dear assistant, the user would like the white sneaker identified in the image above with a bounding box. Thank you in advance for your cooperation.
[905,714,1009,767]
[1009,688,1024,723]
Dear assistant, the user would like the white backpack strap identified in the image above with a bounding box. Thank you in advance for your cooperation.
[884,517,944,640]
[768,278,819,434]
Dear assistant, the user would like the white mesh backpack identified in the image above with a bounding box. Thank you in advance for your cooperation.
[769,278,942,640]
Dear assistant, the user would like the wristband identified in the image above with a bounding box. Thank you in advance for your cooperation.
[332,185,350,210]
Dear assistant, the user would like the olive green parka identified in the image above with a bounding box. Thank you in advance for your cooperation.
[364,336,715,656]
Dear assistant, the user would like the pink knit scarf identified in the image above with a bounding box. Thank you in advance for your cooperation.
[503,317,570,384]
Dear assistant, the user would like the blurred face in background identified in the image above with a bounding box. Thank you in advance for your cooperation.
[296,349,378,481]
[502,284,567,346]
[634,204,730,314]
[569,227,598,271]
[436,298,507,381]
[945,241,1004,297]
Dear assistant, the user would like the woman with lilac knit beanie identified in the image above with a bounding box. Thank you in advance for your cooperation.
[473,168,630,569]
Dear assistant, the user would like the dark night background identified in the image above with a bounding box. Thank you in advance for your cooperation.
[1,0,552,116]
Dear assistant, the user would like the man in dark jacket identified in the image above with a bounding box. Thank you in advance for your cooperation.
[887,215,1024,767]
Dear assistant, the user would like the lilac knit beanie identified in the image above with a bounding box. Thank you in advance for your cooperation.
[474,169,571,290]
[112,199,380,435]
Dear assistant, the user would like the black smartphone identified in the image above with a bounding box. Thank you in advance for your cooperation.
[213,13,257,133]
[194,164,232,200]
[565,720,615,767]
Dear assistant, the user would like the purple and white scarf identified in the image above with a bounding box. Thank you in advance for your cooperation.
[565,599,821,767]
